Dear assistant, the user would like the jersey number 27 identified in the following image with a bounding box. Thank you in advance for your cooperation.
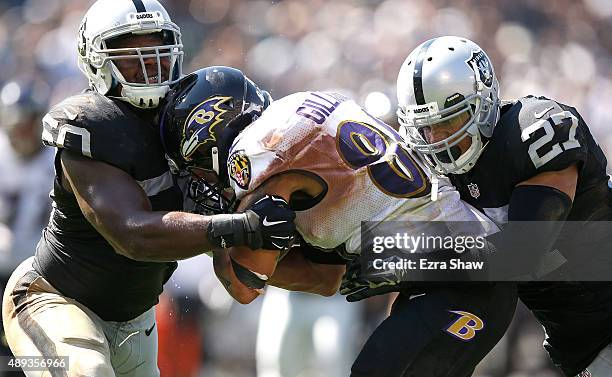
[521,111,580,169]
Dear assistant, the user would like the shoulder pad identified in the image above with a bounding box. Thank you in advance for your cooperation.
[42,92,116,156]
[515,96,565,134]
[42,91,153,172]
[495,96,587,178]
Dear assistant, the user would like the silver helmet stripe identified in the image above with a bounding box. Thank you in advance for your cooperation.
[412,39,435,106]
[131,0,146,12]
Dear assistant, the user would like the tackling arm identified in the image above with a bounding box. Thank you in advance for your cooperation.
[61,150,291,262]
[515,163,577,201]
[213,172,343,304]
[267,245,345,297]
[484,163,577,278]
[339,164,580,301]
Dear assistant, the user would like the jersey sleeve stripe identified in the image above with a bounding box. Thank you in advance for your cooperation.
[42,114,92,158]
[137,171,174,197]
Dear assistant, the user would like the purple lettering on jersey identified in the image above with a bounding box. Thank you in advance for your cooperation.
[303,100,332,117]
[310,92,340,113]
[296,92,341,124]
[296,106,327,124]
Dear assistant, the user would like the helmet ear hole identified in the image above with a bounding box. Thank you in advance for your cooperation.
[161,29,175,44]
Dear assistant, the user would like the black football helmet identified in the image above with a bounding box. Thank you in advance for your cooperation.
[160,66,271,213]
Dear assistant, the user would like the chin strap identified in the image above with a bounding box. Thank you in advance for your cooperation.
[120,85,169,109]
[439,131,485,174]
[430,174,439,202]
[104,62,169,109]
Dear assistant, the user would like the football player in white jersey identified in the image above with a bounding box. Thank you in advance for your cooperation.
[161,66,517,377]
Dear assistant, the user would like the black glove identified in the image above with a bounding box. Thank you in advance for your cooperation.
[340,255,405,302]
[208,195,296,251]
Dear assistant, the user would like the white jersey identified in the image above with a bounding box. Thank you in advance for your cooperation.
[228,92,496,255]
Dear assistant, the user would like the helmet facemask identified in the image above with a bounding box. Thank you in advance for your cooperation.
[396,36,500,175]
[187,174,237,215]
[398,91,496,174]
[159,66,272,215]
[184,147,237,215]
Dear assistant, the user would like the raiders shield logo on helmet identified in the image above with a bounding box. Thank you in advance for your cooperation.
[229,150,251,189]
[466,50,493,88]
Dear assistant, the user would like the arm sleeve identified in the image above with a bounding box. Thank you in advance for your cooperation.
[483,184,572,279]
[507,185,572,221]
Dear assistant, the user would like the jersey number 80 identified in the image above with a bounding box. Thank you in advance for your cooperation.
[336,119,431,198]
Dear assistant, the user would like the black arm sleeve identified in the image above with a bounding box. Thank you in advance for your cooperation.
[484,184,572,279]
[507,185,572,221]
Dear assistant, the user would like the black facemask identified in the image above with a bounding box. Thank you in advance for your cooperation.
[187,176,236,215]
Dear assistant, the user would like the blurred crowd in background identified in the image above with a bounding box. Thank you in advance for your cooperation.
[1,0,611,376]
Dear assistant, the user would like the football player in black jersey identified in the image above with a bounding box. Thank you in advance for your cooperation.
[1,1,295,376]
[395,36,612,377]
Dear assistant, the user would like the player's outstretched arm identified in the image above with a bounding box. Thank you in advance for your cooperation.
[267,246,345,297]
[212,195,294,304]
[484,163,578,277]
[214,173,318,304]
[60,150,293,262]
[514,163,577,201]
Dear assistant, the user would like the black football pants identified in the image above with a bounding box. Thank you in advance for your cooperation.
[351,283,517,377]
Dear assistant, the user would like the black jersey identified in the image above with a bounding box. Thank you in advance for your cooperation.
[35,90,182,321]
[450,95,609,223]
[448,95,612,376]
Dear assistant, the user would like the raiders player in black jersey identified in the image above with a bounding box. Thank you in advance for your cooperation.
[394,36,612,376]
[1,1,294,376]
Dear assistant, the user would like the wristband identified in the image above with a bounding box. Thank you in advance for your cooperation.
[207,213,248,248]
